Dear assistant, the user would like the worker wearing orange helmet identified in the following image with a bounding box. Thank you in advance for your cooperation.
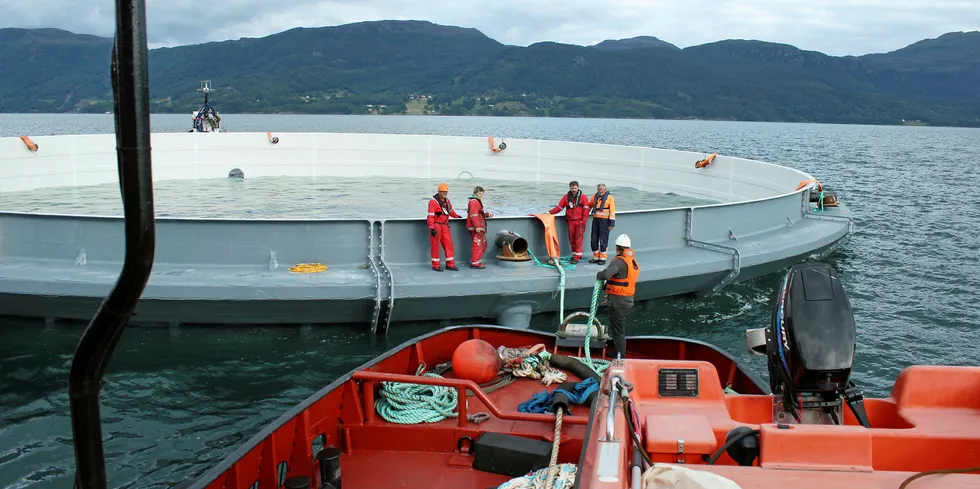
[427,182,462,271]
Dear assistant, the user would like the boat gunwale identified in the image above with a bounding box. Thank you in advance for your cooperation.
[186,324,768,488]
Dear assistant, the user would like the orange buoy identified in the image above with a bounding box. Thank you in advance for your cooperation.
[452,339,501,384]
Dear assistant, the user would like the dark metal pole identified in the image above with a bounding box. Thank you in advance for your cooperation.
[68,0,155,485]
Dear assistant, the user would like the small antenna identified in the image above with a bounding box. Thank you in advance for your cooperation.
[198,80,213,94]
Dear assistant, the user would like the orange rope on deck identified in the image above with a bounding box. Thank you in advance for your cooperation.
[19,136,38,152]
[267,132,279,144]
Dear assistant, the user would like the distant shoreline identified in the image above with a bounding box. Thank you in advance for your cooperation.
[4,112,974,129]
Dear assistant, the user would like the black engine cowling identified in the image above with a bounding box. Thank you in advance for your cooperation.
[749,261,870,427]
[770,261,855,394]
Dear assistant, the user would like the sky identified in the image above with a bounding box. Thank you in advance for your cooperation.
[2,0,978,56]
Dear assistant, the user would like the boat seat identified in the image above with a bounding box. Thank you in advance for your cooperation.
[644,414,718,465]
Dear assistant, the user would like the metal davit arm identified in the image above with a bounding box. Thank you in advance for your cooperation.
[68,0,156,487]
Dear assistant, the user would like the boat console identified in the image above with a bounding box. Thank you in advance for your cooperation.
[746,262,870,428]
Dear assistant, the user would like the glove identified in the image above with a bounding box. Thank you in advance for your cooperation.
[430,228,437,236]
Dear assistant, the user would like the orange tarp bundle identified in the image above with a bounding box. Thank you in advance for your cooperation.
[529,213,562,263]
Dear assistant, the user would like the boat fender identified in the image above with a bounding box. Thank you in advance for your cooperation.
[19,136,39,152]
[316,446,342,488]
[548,353,601,382]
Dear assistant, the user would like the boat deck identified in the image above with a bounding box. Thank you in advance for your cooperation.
[343,371,592,489]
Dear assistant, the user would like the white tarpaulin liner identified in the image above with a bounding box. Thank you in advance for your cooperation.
[643,464,743,489]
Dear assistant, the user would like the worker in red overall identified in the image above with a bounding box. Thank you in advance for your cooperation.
[548,180,590,264]
[427,183,461,271]
[466,186,494,269]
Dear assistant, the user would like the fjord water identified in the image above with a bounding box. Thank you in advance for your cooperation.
[1,114,979,488]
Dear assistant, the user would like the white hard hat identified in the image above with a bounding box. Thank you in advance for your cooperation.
[615,234,631,248]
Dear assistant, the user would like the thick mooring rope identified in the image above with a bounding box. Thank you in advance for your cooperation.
[582,280,604,370]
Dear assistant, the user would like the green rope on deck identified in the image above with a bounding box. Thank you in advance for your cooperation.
[374,372,459,424]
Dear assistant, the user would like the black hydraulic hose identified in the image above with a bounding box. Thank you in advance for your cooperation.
[706,429,760,465]
[549,353,602,382]
[67,0,155,486]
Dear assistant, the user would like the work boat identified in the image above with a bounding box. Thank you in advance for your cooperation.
[71,1,979,489]
[178,262,980,489]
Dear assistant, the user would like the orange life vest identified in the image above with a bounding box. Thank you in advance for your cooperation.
[604,249,639,297]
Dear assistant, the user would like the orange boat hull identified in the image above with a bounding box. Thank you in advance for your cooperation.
[182,325,766,489]
[181,325,980,489]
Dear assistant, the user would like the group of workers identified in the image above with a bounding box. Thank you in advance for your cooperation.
[426,181,640,359]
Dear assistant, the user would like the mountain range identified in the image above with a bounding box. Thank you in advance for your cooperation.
[1,20,978,127]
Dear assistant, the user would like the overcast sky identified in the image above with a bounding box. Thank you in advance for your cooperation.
[2,0,978,56]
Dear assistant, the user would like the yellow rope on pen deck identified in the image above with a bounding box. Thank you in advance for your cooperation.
[289,263,328,273]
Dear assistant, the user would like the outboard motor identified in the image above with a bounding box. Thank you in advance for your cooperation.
[746,262,870,428]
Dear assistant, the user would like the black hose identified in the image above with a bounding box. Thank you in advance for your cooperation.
[706,429,760,465]
[623,397,654,467]
[549,354,601,382]
[67,0,156,487]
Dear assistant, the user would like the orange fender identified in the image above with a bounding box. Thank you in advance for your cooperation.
[529,213,562,263]
[19,136,38,152]
[694,153,717,168]
[488,136,506,153]
[796,179,823,192]
[267,132,279,144]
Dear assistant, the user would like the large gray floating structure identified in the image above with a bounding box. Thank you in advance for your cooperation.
[0,132,852,332]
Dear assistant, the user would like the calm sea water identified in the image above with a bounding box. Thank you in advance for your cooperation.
[0,175,712,219]
[1,114,979,488]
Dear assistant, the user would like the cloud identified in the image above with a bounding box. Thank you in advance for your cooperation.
[1,0,978,56]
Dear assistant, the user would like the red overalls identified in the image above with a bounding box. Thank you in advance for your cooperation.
[467,196,490,267]
[549,190,590,262]
[427,194,461,270]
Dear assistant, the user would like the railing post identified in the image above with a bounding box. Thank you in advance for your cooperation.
[457,386,467,428]
[363,380,376,424]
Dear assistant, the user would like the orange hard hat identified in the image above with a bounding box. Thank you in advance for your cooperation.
[438,183,449,192]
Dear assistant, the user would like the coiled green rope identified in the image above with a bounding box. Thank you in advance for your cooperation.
[374,372,459,424]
